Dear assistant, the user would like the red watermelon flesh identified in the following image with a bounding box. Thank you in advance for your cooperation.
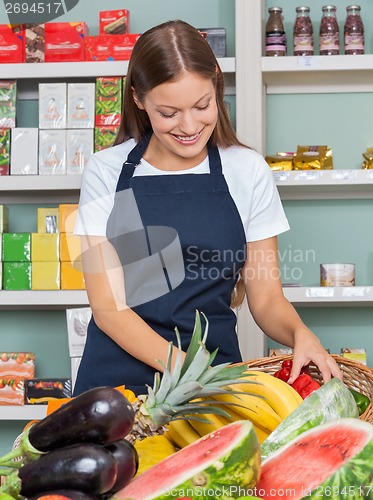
[257,418,373,499]
[117,420,260,500]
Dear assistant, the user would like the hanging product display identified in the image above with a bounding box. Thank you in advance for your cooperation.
[265,6,287,56]
[319,5,340,55]
[344,5,364,55]
[293,6,314,56]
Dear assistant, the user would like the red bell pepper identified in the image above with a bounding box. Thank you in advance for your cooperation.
[291,373,320,399]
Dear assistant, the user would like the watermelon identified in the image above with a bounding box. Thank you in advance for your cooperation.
[260,377,359,461]
[257,418,373,499]
[116,420,260,500]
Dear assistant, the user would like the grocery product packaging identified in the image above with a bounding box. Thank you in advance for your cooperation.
[320,263,355,287]
[2,233,31,262]
[0,25,25,63]
[60,232,82,262]
[95,77,123,126]
[341,348,367,365]
[25,378,72,404]
[39,129,66,174]
[99,9,130,34]
[293,145,333,170]
[362,148,373,169]
[59,204,78,233]
[266,152,294,171]
[0,128,10,175]
[94,126,119,151]
[25,24,45,63]
[0,205,9,232]
[67,83,95,129]
[39,83,67,129]
[44,22,88,62]
[10,128,39,175]
[31,233,59,261]
[70,356,82,391]
[0,379,25,405]
[0,352,35,378]
[37,207,59,233]
[32,261,60,290]
[66,129,94,174]
[85,33,140,61]
[66,307,91,357]
[198,27,227,57]
[2,262,32,290]
[268,348,293,356]
[61,261,85,290]
[0,80,17,128]
[0,263,2,290]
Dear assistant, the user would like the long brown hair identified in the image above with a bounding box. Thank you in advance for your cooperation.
[115,19,247,308]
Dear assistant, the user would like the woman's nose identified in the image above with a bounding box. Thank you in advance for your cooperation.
[178,112,198,135]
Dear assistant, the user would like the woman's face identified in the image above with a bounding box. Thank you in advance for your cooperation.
[134,71,218,168]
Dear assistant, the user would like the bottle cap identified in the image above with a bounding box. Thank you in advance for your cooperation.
[268,6,283,13]
[296,6,311,13]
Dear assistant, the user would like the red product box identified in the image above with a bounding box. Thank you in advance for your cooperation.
[99,9,130,35]
[85,34,140,61]
[44,22,88,62]
[0,25,25,63]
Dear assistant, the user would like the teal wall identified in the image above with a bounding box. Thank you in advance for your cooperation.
[0,0,235,457]
[266,0,373,365]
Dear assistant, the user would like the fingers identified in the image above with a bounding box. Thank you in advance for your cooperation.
[287,357,302,384]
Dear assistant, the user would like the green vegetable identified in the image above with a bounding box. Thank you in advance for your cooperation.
[349,388,370,416]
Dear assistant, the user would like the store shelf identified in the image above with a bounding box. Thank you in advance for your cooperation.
[0,291,88,310]
[273,169,373,200]
[283,286,373,307]
[1,175,82,203]
[262,54,373,94]
[1,405,47,421]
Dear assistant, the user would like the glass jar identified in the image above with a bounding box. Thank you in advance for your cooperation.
[344,5,364,55]
[319,5,340,55]
[293,6,314,56]
[265,7,286,56]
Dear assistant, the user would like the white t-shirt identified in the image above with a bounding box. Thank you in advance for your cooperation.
[75,139,290,242]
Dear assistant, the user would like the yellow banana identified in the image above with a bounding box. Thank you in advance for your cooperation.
[237,370,303,420]
[135,434,176,475]
[165,419,201,448]
[188,412,227,437]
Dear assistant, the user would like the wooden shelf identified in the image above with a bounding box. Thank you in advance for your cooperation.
[0,290,88,310]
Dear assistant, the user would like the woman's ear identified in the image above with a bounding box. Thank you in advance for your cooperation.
[132,88,145,110]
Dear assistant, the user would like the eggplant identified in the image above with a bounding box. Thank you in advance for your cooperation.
[1,443,117,498]
[104,439,139,495]
[28,490,100,500]
[0,386,135,467]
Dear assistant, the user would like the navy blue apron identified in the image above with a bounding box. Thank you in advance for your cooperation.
[74,134,246,396]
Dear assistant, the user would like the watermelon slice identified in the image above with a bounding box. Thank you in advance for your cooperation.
[257,418,373,499]
[117,420,260,500]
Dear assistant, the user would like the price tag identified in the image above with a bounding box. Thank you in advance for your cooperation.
[342,287,368,298]
[297,56,318,68]
[295,171,320,181]
[272,171,290,183]
[306,287,334,298]
[332,170,357,181]
[366,171,373,180]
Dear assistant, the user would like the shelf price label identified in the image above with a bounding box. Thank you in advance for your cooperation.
[342,286,369,298]
[297,56,318,69]
[332,170,357,181]
[272,171,291,183]
[305,287,334,298]
[294,171,320,182]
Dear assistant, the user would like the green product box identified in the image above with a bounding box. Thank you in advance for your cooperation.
[0,80,17,128]
[0,129,10,175]
[2,233,31,262]
[94,126,119,152]
[0,205,9,232]
[3,262,32,290]
[95,77,122,127]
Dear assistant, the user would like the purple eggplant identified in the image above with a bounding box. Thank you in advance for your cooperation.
[28,490,99,500]
[0,386,135,466]
[1,443,117,498]
[104,439,139,495]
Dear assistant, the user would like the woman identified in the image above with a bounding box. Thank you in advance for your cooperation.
[73,20,342,396]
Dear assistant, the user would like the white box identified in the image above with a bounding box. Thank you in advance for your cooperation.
[66,307,91,357]
[39,83,67,129]
[66,129,94,174]
[67,83,95,129]
[10,128,39,175]
[70,356,82,392]
[39,129,66,175]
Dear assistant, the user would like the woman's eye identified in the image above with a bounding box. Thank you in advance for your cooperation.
[160,112,176,119]
[196,104,209,111]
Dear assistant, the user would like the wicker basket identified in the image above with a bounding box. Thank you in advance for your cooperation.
[244,354,373,423]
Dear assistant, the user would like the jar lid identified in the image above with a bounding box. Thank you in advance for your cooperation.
[268,6,282,13]
[346,5,361,10]
[322,5,337,11]
[296,6,310,13]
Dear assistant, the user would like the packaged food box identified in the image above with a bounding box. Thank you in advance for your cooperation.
[66,307,91,357]
[61,261,85,290]
[39,129,66,175]
[25,378,72,404]
[268,348,293,356]
[0,24,25,63]
[198,27,227,57]
[0,379,25,405]
[70,357,82,391]
[341,348,367,365]
[85,34,140,61]
[0,80,17,128]
[37,207,59,234]
[3,262,31,290]
[32,261,60,290]
[2,233,31,262]
[39,83,67,129]
[67,83,95,129]
[266,152,294,171]
[99,9,130,35]
[362,148,373,169]
[59,204,78,233]
[44,22,88,62]
[25,24,45,63]
[0,352,35,378]
[10,128,39,175]
[60,233,82,262]
[31,233,59,261]
[95,77,122,127]
[94,126,119,152]
[293,145,333,170]
[0,128,10,175]
[0,205,9,233]
[66,129,94,174]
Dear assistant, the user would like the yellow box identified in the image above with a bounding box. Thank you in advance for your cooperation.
[0,205,9,233]
[32,262,60,290]
[60,233,82,262]
[37,208,59,233]
[59,204,78,233]
[31,233,60,262]
[61,261,85,290]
